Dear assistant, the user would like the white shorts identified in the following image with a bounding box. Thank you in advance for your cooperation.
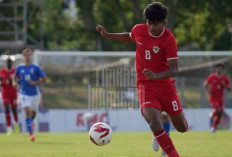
[20,94,40,111]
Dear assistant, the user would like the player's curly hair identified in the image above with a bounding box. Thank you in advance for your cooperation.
[144,2,167,22]
[6,57,12,63]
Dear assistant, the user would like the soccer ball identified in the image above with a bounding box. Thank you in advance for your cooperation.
[89,122,112,146]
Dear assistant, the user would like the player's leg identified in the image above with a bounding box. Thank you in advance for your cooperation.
[4,104,13,136]
[24,107,33,134]
[161,113,170,156]
[24,107,35,141]
[11,107,18,124]
[209,110,216,128]
[11,97,20,133]
[152,113,161,152]
[160,81,189,133]
[143,107,180,157]
[152,113,170,152]
[31,110,36,121]
[211,107,223,132]
[21,94,35,141]
[169,111,188,133]
[29,94,40,137]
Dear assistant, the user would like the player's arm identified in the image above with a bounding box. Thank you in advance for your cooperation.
[0,71,2,86]
[224,76,231,91]
[203,80,212,94]
[224,82,231,91]
[12,75,18,88]
[96,24,135,42]
[28,77,46,86]
[143,59,178,80]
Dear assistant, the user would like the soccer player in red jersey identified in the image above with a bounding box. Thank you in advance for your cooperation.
[0,58,19,136]
[204,64,230,133]
[96,2,188,157]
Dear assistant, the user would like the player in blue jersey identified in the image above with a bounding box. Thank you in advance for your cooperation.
[13,48,46,141]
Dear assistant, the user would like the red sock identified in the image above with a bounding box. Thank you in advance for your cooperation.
[154,129,179,157]
[5,113,11,127]
[212,114,222,129]
[212,110,217,117]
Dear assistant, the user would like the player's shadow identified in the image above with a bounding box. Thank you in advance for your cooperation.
[34,142,75,145]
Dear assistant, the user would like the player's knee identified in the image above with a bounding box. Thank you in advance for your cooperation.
[4,106,10,113]
[176,124,188,133]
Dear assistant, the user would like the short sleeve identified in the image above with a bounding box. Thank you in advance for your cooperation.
[130,24,141,39]
[37,66,46,78]
[165,37,178,60]
[206,74,213,83]
[130,25,138,40]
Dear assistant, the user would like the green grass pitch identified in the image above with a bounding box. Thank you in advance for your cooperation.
[0,131,231,157]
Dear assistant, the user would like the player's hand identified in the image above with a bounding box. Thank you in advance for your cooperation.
[207,88,212,94]
[12,81,18,88]
[28,80,37,86]
[96,24,108,37]
[143,69,159,79]
[221,81,226,87]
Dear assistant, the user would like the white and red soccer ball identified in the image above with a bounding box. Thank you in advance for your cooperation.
[89,122,112,146]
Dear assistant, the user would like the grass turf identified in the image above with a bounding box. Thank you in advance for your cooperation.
[0,131,231,157]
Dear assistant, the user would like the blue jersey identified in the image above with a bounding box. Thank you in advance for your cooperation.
[15,63,46,96]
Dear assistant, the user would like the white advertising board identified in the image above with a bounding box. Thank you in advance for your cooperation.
[0,109,231,132]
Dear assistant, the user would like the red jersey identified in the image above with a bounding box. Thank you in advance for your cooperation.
[206,73,230,100]
[130,24,178,82]
[0,68,17,93]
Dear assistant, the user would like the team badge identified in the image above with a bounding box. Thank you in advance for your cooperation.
[153,46,160,53]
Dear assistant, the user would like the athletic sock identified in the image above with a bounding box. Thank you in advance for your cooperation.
[154,129,179,157]
[12,109,18,124]
[162,121,170,135]
[5,113,11,127]
[26,118,33,135]
[212,114,221,130]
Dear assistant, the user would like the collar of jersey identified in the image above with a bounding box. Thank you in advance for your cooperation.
[148,27,165,38]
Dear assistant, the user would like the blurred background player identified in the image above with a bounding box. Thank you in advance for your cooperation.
[204,64,231,133]
[96,2,188,157]
[0,57,19,136]
[13,48,46,141]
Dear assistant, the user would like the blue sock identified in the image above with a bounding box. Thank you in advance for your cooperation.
[26,118,33,135]
[162,121,170,135]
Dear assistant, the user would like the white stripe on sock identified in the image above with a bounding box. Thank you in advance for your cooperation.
[155,131,165,139]
[163,145,170,151]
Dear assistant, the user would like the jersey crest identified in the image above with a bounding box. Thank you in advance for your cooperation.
[153,46,160,53]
